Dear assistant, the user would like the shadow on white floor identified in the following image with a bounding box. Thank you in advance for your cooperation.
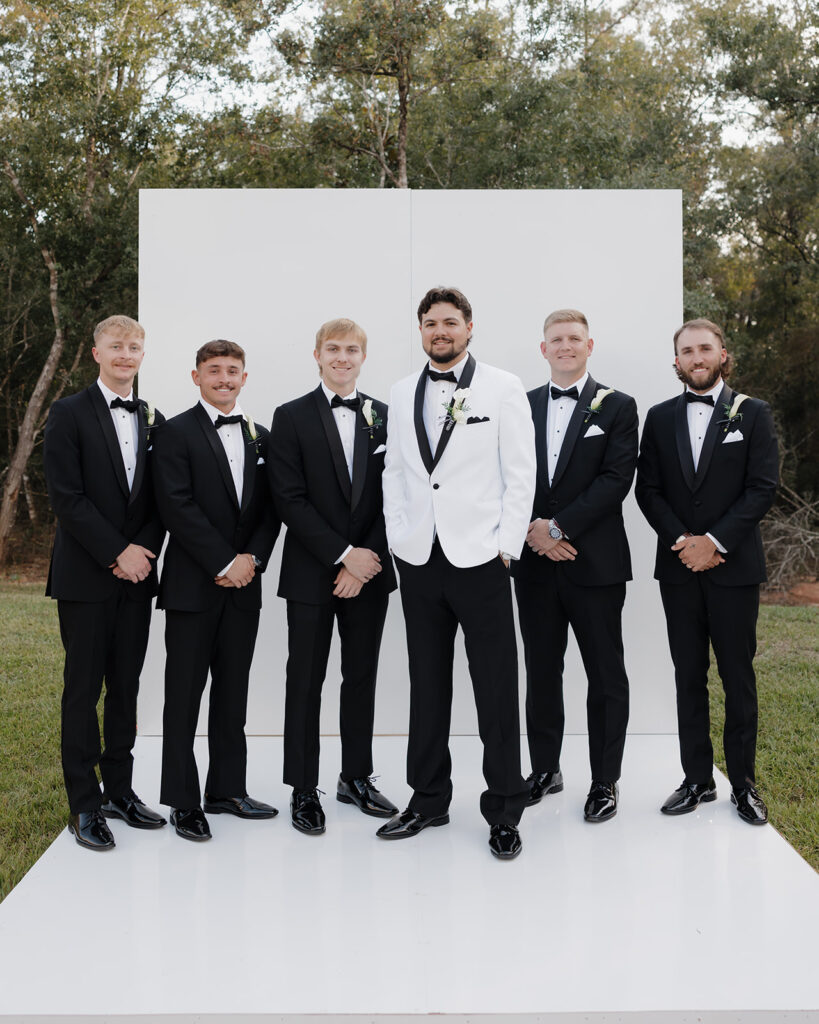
[0,734,817,1024]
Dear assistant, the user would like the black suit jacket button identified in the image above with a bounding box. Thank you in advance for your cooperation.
[694,499,702,507]
[433,483,440,490]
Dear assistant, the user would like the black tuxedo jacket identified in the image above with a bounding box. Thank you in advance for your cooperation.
[152,404,280,612]
[44,384,165,602]
[512,376,638,587]
[635,384,778,586]
[269,386,396,605]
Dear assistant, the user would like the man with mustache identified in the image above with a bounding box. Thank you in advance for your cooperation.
[152,340,280,841]
[379,287,536,859]
[636,319,778,825]
[44,314,167,850]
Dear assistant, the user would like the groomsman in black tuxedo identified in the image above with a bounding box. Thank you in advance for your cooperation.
[268,318,398,835]
[152,340,280,841]
[44,314,167,850]
[636,319,778,825]
[379,287,536,859]
[512,309,638,822]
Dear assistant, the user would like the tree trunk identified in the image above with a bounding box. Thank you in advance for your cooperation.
[0,162,66,568]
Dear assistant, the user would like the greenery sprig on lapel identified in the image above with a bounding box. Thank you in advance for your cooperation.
[718,394,748,433]
[144,400,156,445]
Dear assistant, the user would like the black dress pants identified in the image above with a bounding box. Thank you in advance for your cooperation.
[57,590,152,813]
[160,595,260,808]
[396,543,528,826]
[283,588,388,790]
[514,573,630,782]
[660,574,760,789]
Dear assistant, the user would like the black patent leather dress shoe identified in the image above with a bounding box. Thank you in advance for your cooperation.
[170,807,212,842]
[376,807,450,840]
[336,775,399,818]
[584,780,618,822]
[488,824,522,859]
[526,769,564,805]
[101,792,167,829]
[68,810,115,851]
[661,778,717,815]
[203,794,278,819]
[291,789,326,835]
[731,784,768,825]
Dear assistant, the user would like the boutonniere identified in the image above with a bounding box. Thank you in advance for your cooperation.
[718,394,748,432]
[361,398,383,439]
[583,387,614,423]
[443,387,471,431]
[242,415,261,454]
[143,400,156,443]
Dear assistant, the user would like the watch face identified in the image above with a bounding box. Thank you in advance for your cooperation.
[549,523,562,539]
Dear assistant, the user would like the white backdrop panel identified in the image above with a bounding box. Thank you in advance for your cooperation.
[138,188,681,746]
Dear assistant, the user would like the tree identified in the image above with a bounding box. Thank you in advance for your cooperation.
[0,0,280,566]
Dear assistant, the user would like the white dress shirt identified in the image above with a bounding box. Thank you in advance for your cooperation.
[423,353,468,451]
[684,379,726,552]
[546,371,589,485]
[199,398,246,504]
[322,381,357,481]
[199,398,247,576]
[322,382,358,564]
[97,379,138,491]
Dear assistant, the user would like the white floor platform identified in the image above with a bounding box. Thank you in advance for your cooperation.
[0,734,817,1024]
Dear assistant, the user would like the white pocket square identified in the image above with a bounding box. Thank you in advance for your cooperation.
[722,431,744,444]
[584,424,605,438]
[256,456,266,464]
[373,444,387,454]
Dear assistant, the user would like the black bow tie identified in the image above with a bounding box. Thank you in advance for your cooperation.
[110,397,140,413]
[550,385,578,401]
[331,394,360,410]
[215,413,243,428]
[685,392,715,406]
[428,368,458,383]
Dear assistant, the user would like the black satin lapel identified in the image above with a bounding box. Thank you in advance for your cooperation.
[89,385,129,498]
[351,402,369,510]
[195,403,240,509]
[129,400,149,504]
[674,394,696,491]
[314,388,352,501]
[240,421,258,515]
[693,384,731,491]
[431,353,476,471]
[532,385,551,493]
[551,376,596,489]
[413,370,434,475]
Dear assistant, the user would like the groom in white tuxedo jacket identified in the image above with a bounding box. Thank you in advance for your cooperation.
[378,286,536,859]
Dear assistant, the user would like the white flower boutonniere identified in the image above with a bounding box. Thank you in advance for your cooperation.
[718,393,748,432]
[243,415,261,454]
[583,387,615,423]
[361,398,384,438]
[145,401,156,428]
[443,387,471,431]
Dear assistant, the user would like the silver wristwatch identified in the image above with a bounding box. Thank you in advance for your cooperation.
[548,519,563,540]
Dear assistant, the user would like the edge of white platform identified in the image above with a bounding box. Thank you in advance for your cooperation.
[3,1013,819,1023]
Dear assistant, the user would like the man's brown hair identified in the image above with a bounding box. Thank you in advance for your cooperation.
[195,339,246,367]
[417,286,472,324]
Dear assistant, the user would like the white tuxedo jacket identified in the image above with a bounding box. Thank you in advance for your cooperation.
[383,354,536,568]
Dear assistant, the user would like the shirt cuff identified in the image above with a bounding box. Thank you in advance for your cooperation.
[335,544,354,565]
[706,532,726,554]
[219,556,236,576]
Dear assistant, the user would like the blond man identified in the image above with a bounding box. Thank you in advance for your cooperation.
[268,319,398,835]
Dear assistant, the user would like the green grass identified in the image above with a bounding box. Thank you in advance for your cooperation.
[0,583,816,902]
[709,604,819,869]
[0,582,67,900]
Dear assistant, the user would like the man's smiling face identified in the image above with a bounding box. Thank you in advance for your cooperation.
[192,356,247,411]
[675,326,727,393]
